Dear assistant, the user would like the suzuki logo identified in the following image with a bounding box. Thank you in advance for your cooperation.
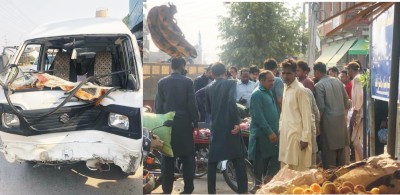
[59,113,70,124]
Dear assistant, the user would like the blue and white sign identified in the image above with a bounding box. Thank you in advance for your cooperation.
[371,6,394,101]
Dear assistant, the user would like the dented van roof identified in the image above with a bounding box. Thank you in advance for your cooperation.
[27,17,134,40]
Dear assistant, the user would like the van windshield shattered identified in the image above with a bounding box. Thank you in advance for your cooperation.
[0,35,142,139]
[15,35,139,90]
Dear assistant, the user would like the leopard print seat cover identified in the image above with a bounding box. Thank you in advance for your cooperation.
[53,52,71,81]
[94,51,112,86]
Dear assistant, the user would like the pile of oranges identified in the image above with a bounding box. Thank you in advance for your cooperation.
[288,181,389,194]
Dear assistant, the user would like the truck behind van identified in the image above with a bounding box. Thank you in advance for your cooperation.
[0,17,143,175]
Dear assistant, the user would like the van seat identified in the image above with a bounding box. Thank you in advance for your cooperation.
[51,52,77,82]
[93,51,112,86]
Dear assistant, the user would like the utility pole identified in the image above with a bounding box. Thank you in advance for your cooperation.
[307,3,318,74]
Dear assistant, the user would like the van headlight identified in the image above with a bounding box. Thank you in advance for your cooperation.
[2,113,20,128]
[108,113,129,130]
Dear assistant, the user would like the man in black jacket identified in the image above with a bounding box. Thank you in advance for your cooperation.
[205,62,248,194]
[194,64,213,92]
[194,64,213,122]
[155,58,199,194]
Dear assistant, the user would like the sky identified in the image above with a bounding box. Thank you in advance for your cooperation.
[145,1,302,64]
[0,0,129,50]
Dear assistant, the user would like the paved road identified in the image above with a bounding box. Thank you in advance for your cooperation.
[151,174,235,194]
[0,155,142,195]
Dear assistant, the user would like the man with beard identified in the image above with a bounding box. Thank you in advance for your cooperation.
[205,62,248,194]
[236,68,257,108]
[194,64,213,92]
[279,58,312,171]
[314,62,350,169]
[155,58,199,194]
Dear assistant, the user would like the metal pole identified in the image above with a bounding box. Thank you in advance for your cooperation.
[363,86,367,158]
[387,3,400,159]
[308,3,316,71]
[368,21,376,156]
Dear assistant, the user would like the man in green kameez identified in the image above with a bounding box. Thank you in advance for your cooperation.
[248,70,280,190]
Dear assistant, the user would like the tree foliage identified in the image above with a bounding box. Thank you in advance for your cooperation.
[218,2,307,68]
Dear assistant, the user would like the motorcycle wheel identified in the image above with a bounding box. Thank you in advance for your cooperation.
[153,175,162,191]
[151,152,163,190]
[194,148,208,178]
[194,165,207,178]
[222,159,256,193]
[143,171,156,194]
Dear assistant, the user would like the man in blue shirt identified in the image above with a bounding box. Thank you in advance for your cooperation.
[236,68,257,108]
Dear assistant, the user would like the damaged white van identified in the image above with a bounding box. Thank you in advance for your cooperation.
[0,18,142,175]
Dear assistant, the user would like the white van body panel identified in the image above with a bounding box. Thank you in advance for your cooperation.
[27,18,134,40]
[0,130,141,173]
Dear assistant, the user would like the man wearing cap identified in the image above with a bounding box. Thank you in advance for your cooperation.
[194,64,213,92]
[347,61,364,162]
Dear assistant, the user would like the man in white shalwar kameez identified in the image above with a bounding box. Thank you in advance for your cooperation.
[279,59,313,171]
[347,61,364,161]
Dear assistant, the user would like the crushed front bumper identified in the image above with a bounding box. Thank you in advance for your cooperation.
[0,130,142,174]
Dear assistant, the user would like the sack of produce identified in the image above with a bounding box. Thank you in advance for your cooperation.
[333,154,400,193]
[256,166,326,194]
[143,112,175,157]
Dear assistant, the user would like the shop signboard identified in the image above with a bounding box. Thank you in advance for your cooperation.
[371,6,394,101]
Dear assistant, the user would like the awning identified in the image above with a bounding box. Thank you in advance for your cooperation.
[327,38,357,67]
[348,39,369,55]
[314,41,345,64]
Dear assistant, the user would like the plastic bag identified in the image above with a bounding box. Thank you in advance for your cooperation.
[143,112,175,157]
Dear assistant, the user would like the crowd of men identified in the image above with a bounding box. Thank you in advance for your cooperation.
[154,57,365,194]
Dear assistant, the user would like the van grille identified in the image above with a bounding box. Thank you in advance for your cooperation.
[25,106,102,131]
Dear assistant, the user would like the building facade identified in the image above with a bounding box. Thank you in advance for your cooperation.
[129,0,143,40]
[314,2,369,69]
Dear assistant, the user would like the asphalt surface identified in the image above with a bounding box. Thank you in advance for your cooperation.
[0,154,142,195]
[151,174,235,194]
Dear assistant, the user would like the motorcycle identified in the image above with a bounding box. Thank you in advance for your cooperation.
[221,130,256,193]
[193,124,257,193]
[142,120,172,194]
[143,118,256,194]
[142,119,207,194]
